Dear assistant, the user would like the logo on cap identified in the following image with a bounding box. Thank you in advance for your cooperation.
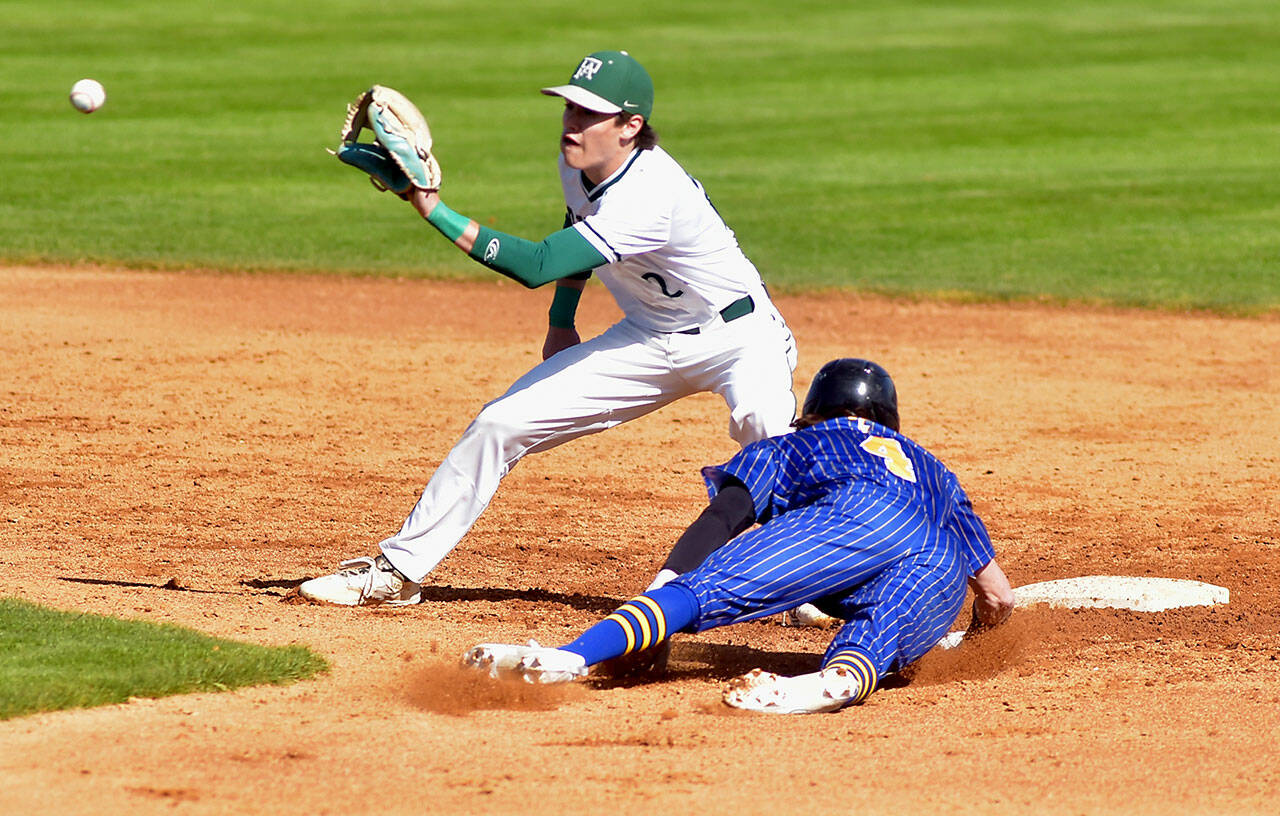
[573,57,604,81]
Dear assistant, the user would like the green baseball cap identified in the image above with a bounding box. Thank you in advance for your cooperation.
[541,50,654,121]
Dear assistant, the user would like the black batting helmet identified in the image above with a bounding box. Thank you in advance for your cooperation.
[801,358,899,431]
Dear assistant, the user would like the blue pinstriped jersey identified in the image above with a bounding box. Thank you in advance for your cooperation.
[702,416,995,575]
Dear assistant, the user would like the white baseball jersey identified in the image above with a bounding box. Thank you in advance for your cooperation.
[560,146,769,333]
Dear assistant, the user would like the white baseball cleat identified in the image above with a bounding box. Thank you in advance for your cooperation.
[462,640,588,684]
[298,555,421,606]
[517,648,589,685]
[781,603,841,628]
[722,666,863,714]
[462,640,547,679]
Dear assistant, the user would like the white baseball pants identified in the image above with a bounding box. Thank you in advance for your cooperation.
[379,305,797,582]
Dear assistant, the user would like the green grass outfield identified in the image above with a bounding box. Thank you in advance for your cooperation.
[3,0,1278,311]
[0,597,327,720]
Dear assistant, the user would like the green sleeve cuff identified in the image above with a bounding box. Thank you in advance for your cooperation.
[426,201,470,243]
[548,284,584,329]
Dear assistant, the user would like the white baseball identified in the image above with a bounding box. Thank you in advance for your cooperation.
[70,78,106,114]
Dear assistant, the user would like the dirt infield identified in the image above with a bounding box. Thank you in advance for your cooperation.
[1,265,1277,814]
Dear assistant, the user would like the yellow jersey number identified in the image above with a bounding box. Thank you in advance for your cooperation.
[859,434,918,483]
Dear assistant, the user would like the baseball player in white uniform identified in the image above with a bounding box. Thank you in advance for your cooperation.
[301,50,798,606]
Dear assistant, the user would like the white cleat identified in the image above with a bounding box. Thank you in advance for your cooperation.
[298,555,421,607]
[462,640,588,684]
[517,648,588,685]
[462,640,547,679]
[722,667,862,715]
[781,603,841,628]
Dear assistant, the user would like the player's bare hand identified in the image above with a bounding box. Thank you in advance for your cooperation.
[542,326,580,360]
[968,559,1015,629]
[409,188,438,217]
[970,594,1014,631]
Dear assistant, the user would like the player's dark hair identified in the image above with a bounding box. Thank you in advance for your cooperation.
[616,113,659,150]
[792,411,842,430]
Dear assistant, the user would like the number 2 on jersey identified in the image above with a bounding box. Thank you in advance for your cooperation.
[860,436,917,483]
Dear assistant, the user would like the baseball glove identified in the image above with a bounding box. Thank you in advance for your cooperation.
[334,85,441,194]
[334,142,412,196]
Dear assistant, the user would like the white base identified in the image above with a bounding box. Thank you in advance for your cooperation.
[936,575,1229,650]
[1012,575,1229,613]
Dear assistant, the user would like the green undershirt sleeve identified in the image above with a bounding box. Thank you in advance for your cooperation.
[547,284,584,329]
[425,200,470,243]
[469,224,607,288]
[425,200,607,288]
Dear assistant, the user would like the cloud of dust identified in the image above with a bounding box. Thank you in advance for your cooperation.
[906,612,1052,685]
[402,661,587,715]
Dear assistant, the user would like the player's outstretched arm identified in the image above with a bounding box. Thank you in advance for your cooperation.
[410,188,480,251]
[649,482,756,590]
[410,189,606,289]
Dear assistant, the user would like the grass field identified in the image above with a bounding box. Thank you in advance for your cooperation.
[4,0,1279,309]
[0,597,327,720]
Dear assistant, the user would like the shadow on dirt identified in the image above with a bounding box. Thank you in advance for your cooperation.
[415,584,624,615]
[615,639,824,685]
[58,576,232,595]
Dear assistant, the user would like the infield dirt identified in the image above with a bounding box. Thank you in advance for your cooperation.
[1,265,1277,814]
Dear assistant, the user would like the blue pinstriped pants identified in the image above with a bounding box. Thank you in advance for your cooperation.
[671,504,967,675]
